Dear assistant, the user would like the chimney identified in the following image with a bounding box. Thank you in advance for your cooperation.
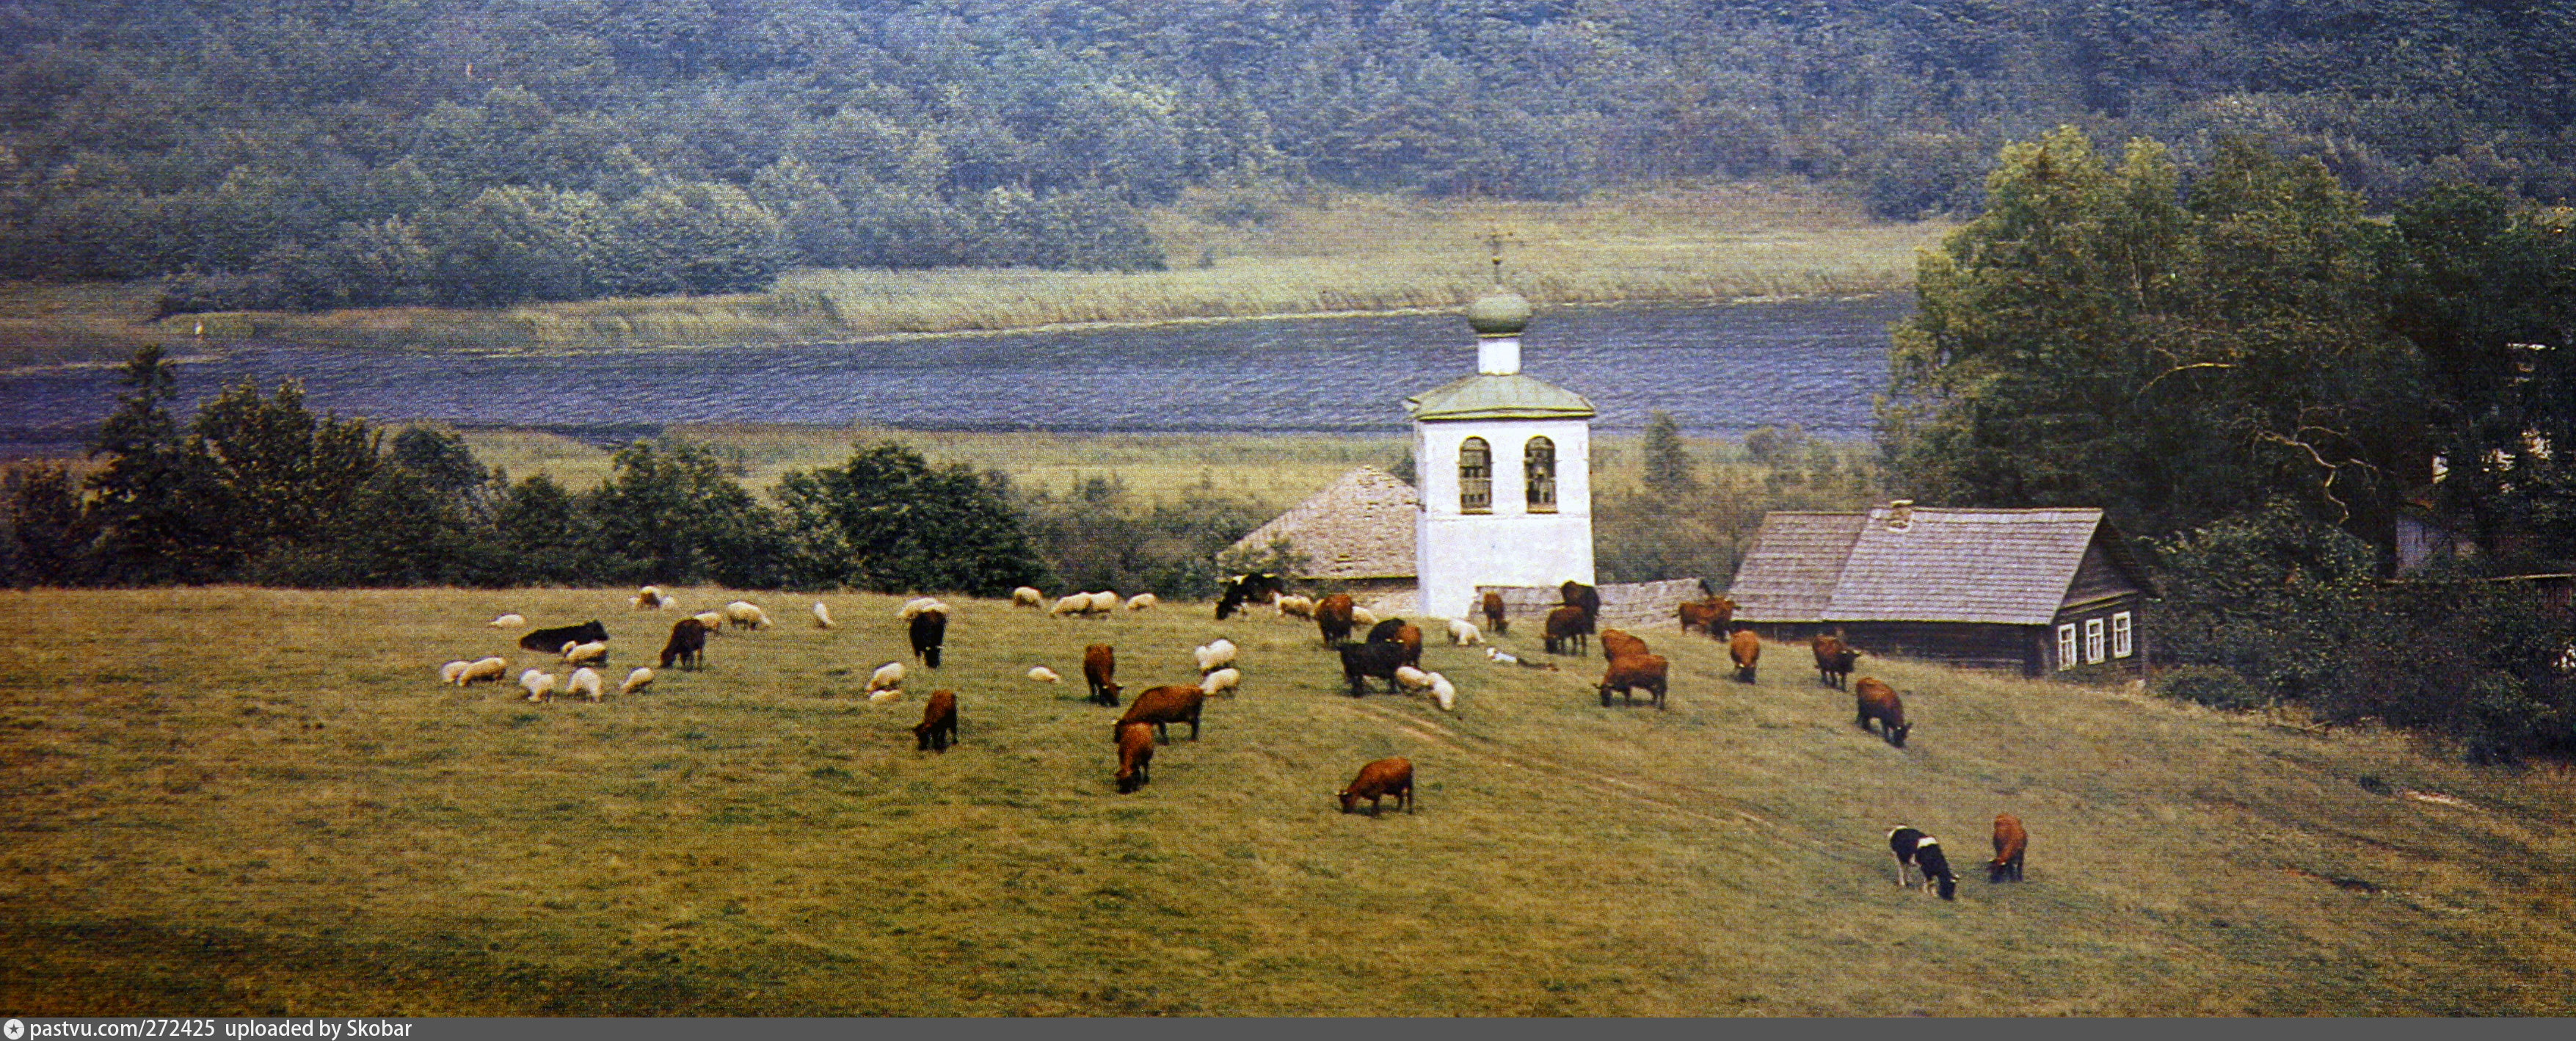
[1885,499,1914,531]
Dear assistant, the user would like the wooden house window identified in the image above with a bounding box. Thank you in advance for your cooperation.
[1524,436,1557,513]
[2084,618,2106,664]
[1459,438,1491,513]
[2056,624,2077,670]
[2111,612,2133,659]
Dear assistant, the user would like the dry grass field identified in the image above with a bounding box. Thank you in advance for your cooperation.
[2,586,2572,1015]
[0,183,1941,364]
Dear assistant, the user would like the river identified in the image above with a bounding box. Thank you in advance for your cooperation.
[0,294,1910,455]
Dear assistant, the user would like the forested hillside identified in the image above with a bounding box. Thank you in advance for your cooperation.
[1,1,2570,311]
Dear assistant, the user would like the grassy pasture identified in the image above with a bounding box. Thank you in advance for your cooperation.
[2,587,2572,1015]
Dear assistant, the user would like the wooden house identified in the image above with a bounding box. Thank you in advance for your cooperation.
[1730,502,2157,678]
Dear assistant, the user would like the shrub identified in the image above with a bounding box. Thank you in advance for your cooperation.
[2153,666,2266,711]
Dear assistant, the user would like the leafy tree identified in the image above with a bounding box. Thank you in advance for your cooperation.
[1882,129,2425,546]
[188,377,382,570]
[774,442,1048,595]
[3,463,97,587]
[583,440,789,587]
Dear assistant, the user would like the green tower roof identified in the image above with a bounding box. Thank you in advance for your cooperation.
[1466,286,1533,335]
[1405,373,1597,421]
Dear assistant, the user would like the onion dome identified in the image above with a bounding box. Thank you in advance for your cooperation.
[1466,286,1532,336]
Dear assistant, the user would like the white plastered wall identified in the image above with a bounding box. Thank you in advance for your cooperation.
[1413,416,1594,621]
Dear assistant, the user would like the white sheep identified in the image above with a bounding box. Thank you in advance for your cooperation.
[487,613,525,628]
[1426,672,1456,712]
[1012,587,1044,609]
[865,660,906,698]
[519,668,558,703]
[619,667,655,695]
[1200,667,1242,697]
[1447,618,1483,645]
[630,585,668,610]
[1027,666,1062,683]
[561,639,608,667]
[1350,606,1379,628]
[812,601,835,629]
[438,660,470,685]
[723,601,773,630]
[1193,638,1238,674]
[1394,664,1434,694]
[896,596,950,620]
[1087,590,1121,614]
[456,656,508,686]
[691,609,729,634]
[564,667,604,703]
[1050,593,1091,617]
[1124,592,1159,612]
[1276,595,1316,619]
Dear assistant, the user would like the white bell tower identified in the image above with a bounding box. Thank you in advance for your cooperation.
[1407,280,1596,621]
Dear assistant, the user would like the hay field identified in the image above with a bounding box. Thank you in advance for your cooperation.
[1,587,2571,1015]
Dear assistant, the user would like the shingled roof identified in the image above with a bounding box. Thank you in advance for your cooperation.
[1226,466,1419,580]
[1728,512,1869,623]
[1732,506,2153,625]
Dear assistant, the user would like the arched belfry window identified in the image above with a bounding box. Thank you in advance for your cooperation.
[1524,436,1557,512]
[1458,438,1492,513]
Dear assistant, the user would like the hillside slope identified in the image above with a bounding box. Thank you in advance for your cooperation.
[1,587,2569,1015]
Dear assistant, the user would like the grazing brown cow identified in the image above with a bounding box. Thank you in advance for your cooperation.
[1113,722,1155,793]
[1560,580,1601,623]
[1543,605,1591,656]
[1392,623,1424,668]
[1989,813,2027,882]
[1316,593,1357,645]
[1598,653,1670,710]
[1337,757,1414,816]
[1728,628,1761,683]
[1083,643,1121,706]
[914,689,958,752]
[1599,628,1649,662]
[1677,597,1736,637]
[1811,631,1860,689]
[1854,676,1910,746]
[659,617,707,670]
[1114,684,1206,744]
[1482,590,1508,635]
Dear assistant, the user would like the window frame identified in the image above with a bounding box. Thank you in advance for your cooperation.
[2111,611,2133,659]
[2056,623,2077,670]
[1458,437,1492,514]
[1524,435,1557,513]
[2084,617,2106,664]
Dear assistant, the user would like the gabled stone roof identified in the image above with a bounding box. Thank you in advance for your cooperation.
[1405,374,1596,421]
[1226,466,1419,580]
[1732,506,2153,625]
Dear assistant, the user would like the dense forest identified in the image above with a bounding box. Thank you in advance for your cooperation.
[1882,127,2575,761]
[2,1,2572,309]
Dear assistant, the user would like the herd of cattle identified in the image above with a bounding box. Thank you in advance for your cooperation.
[432,574,2026,895]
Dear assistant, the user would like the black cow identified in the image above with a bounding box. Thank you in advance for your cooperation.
[1366,617,1408,644]
[521,620,608,655]
[1215,572,1286,620]
[909,609,947,669]
[1337,640,1413,697]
